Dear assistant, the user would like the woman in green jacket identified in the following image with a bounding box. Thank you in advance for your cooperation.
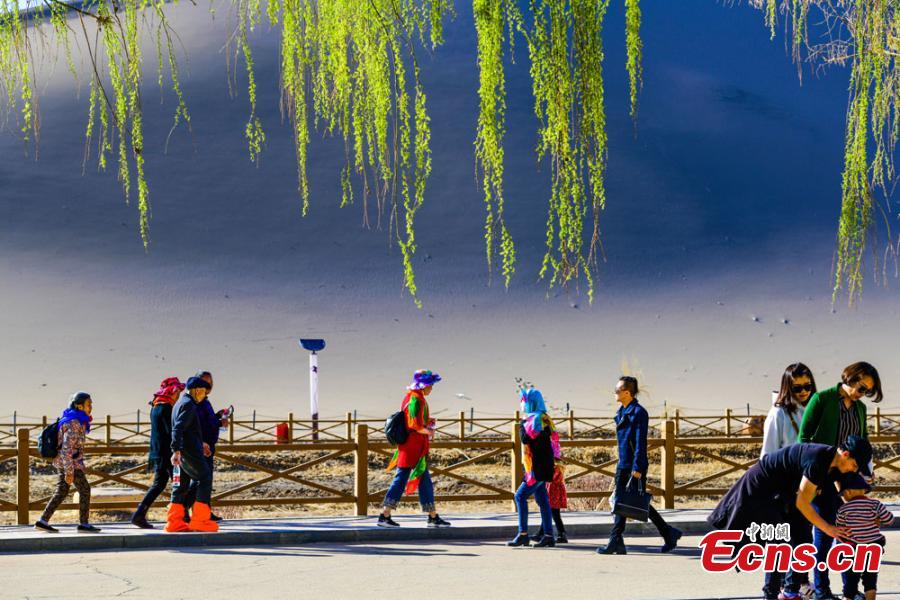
[797,361,882,600]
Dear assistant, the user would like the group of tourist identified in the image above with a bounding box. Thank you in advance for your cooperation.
[27,361,893,600]
[33,370,227,534]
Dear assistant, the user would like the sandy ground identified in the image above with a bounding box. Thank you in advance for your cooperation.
[2,1,900,420]
[2,532,900,599]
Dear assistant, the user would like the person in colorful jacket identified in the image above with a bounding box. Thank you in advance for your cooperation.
[131,377,184,529]
[507,387,559,548]
[598,376,681,555]
[378,370,451,528]
[35,392,101,533]
[798,361,882,600]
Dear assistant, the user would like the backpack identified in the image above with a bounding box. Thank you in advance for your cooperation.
[38,419,61,459]
[384,411,409,446]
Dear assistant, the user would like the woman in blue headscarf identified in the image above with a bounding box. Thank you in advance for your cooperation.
[507,387,560,548]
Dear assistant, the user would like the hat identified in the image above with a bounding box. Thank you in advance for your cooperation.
[185,376,212,390]
[841,435,873,477]
[839,471,871,493]
[408,369,441,391]
[155,377,185,397]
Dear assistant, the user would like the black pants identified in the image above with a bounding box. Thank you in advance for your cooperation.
[536,508,567,535]
[41,469,90,524]
[842,537,885,597]
[137,460,173,510]
[610,468,670,541]
[184,454,215,509]
[171,452,212,506]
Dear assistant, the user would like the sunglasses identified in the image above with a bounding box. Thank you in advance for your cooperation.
[852,383,876,397]
[790,384,813,394]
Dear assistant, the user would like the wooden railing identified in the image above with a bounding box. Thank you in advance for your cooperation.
[2,422,899,525]
[2,408,898,447]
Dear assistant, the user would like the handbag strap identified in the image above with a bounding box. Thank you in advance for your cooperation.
[787,408,800,435]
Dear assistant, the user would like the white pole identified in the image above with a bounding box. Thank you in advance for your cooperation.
[310,351,319,441]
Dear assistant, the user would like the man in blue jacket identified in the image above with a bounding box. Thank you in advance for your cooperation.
[598,376,681,554]
[165,377,219,533]
[184,370,225,522]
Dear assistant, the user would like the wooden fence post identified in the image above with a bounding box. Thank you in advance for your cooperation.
[354,424,369,516]
[674,409,681,436]
[346,411,353,440]
[459,411,466,441]
[725,409,732,437]
[875,407,881,436]
[228,417,235,444]
[568,410,575,440]
[105,414,112,445]
[661,420,675,509]
[288,412,294,442]
[41,416,47,428]
[510,418,523,511]
[17,428,30,525]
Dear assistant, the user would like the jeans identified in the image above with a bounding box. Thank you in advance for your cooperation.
[610,468,670,541]
[514,479,553,536]
[812,488,840,594]
[41,469,90,524]
[137,459,173,510]
[383,466,435,513]
[171,452,212,506]
[762,511,812,597]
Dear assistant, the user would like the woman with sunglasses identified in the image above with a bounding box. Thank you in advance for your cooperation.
[797,361,882,600]
[760,364,816,600]
[761,363,817,458]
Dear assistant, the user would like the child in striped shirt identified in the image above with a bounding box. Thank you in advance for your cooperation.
[836,472,894,600]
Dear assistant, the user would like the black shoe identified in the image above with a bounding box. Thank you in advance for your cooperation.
[556,532,568,544]
[377,514,400,528]
[210,513,223,522]
[533,534,556,548]
[34,520,58,533]
[530,528,545,542]
[812,592,838,600]
[130,508,154,530]
[597,538,627,554]
[507,532,530,547]
[77,524,102,533]
[661,527,682,553]
[427,514,451,528]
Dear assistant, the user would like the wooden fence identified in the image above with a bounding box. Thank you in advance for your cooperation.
[2,422,899,525]
[2,408,899,447]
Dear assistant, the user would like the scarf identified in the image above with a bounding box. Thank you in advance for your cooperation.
[152,377,185,406]
[59,407,92,434]
[520,388,561,485]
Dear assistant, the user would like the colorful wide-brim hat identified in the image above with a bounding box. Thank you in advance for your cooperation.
[408,369,442,390]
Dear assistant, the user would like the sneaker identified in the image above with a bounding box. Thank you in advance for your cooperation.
[34,520,58,533]
[798,584,814,600]
[427,514,451,528]
[377,514,400,528]
[77,524,102,533]
[778,592,802,600]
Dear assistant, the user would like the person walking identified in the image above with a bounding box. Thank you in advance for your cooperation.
[378,369,451,528]
[34,392,101,533]
[184,370,225,522]
[799,362,882,600]
[532,464,569,544]
[598,376,682,555]
[507,387,559,548]
[708,436,873,600]
[131,377,184,529]
[165,377,218,533]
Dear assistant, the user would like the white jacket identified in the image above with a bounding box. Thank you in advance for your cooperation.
[761,403,805,458]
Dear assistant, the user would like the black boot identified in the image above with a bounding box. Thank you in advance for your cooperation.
[530,528,544,542]
[507,532,530,547]
[533,534,556,548]
[556,531,568,544]
[130,504,154,530]
[661,527,682,553]
[597,537,627,555]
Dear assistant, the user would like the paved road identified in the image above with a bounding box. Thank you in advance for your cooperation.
[2,532,899,599]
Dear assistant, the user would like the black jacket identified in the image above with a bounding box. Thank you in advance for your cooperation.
[149,403,173,466]
[522,425,555,483]
[171,393,204,457]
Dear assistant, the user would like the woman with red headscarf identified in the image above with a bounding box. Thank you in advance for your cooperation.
[130,377,185,529]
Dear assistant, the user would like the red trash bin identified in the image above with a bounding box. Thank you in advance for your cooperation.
[275,422,289,444]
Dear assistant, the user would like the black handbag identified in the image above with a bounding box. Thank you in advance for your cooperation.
[612,476,651,522]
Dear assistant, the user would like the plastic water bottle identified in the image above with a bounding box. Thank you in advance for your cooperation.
[218,405,233,436]
[172,464,181,489]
